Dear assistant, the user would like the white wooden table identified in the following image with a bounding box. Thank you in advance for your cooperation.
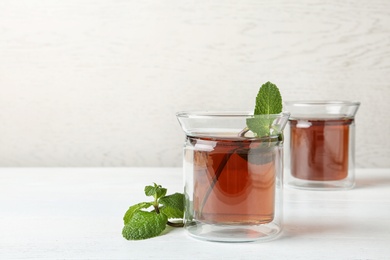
[1,168,389,259]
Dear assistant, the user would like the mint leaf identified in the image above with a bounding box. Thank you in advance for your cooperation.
[122,183,184,240]
[144,183,167,199]
[122,211,168,240]
[246,115,274,137]
[123,202,153,224]
[246,82,282,137]
[254,81,282,115]
[159,193,184,219]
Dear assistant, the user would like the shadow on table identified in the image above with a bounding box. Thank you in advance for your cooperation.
[280,222,349,240]
[354,174,390,189]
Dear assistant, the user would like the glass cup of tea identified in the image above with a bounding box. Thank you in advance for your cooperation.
[176,111,289,242]
[284,101,360,190]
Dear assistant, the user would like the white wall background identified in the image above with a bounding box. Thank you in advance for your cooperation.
[0,0,389,167]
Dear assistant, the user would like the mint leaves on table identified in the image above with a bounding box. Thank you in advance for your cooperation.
[122,183,184,240]
[246,81,283,137]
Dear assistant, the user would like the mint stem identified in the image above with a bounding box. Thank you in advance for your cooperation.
[238,127,249,137]
[199,148,238,218]
[153,204,160,214]
[167,221,184,227]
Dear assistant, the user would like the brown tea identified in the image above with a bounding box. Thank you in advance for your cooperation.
[289,118,352,181]
[189,135,279,225]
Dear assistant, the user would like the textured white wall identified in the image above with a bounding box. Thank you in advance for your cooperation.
[0,0,389,167]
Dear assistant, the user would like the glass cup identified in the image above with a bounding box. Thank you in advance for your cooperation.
[284,101,360,190]
[176,111,289,242]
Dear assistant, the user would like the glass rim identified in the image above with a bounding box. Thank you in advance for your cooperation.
[284,100,360,107]
[176,111,290,118]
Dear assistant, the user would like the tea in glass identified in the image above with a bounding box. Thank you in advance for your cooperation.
[177,112,289,242]
[284,101,360,190]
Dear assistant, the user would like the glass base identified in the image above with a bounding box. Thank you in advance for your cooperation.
[185,222,282,243]
[286,177,355,190]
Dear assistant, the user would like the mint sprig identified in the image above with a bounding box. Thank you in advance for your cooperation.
[122,183,184,240]
[246,81,282,137]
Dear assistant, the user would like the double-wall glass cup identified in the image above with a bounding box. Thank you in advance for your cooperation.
[284,101,360,190]
[177,112,289,242]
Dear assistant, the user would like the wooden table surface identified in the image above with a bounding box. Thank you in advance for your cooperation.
[1,167,389,259]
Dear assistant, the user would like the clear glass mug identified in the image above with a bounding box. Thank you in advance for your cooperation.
[284,101,360,190]
[177,111,289,242]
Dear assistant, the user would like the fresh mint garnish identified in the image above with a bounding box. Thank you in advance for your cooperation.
[159,193,185,219]
[123,202,153,224]
[246,81,283,137]
[122,183,184,240]
[122,210,168,240]
[254,81,282,115]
